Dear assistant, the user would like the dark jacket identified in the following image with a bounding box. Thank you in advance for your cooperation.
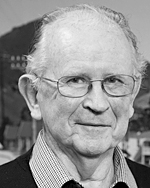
[0,147,150,188]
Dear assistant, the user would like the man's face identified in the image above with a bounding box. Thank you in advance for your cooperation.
[36,18,138,157]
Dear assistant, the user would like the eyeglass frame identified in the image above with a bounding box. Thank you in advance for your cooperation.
[33,73,139,98]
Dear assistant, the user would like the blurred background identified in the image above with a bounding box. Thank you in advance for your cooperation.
[0,0,150,166]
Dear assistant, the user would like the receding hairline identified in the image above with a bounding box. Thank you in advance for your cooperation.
[41,8,136,70]
[43,6,126,41]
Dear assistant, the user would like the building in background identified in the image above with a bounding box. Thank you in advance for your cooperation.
[120,131,150,167]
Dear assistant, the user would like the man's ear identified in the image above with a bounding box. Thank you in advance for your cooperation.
[133,77,142,99]
[131,76,142,102]
[18,74,42,120]
[129,77,141,118]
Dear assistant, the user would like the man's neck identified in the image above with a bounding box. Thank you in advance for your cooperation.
[44,133,115,188]
[58,148,114,188]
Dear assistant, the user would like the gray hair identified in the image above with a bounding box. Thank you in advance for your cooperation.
[26,4,147,78]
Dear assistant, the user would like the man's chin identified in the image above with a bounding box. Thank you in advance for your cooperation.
[72,143,112,158]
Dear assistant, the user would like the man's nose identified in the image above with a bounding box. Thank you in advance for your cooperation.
[82,82,109,113]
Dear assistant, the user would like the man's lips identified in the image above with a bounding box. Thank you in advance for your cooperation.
[75,122,111,127]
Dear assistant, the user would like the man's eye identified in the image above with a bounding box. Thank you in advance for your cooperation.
[105,76,124,84]
[67,77,86,84]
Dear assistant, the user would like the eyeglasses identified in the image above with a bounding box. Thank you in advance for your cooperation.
[35,74,138,98]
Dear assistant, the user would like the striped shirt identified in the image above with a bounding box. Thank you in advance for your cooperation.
[29,130,137,188]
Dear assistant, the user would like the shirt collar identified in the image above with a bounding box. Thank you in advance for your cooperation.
[29,130,137,188]
[112,147,137,188]
[29,130,73,188]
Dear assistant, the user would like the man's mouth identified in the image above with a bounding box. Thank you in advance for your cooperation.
[75,122,111,127]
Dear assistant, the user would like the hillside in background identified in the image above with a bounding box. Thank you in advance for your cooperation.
[0,19,150,125]
[0,19,39,124]
[0,19,39,55]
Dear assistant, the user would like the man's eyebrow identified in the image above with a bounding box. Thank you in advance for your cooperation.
[64,72,90,78]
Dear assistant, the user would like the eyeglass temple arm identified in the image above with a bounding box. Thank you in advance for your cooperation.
[33,73,58,83]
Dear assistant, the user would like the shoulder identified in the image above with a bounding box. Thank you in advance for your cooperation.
[126,158,150,173]
[126,158,150,187]
[0,147,37,188]
[0,148,31,171]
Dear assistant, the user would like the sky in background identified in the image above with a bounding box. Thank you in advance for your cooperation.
[0,0,149,60]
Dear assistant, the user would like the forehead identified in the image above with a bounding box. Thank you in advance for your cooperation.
[44,11,134,77]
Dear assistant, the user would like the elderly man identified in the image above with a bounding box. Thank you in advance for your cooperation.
[0,4,150,188]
